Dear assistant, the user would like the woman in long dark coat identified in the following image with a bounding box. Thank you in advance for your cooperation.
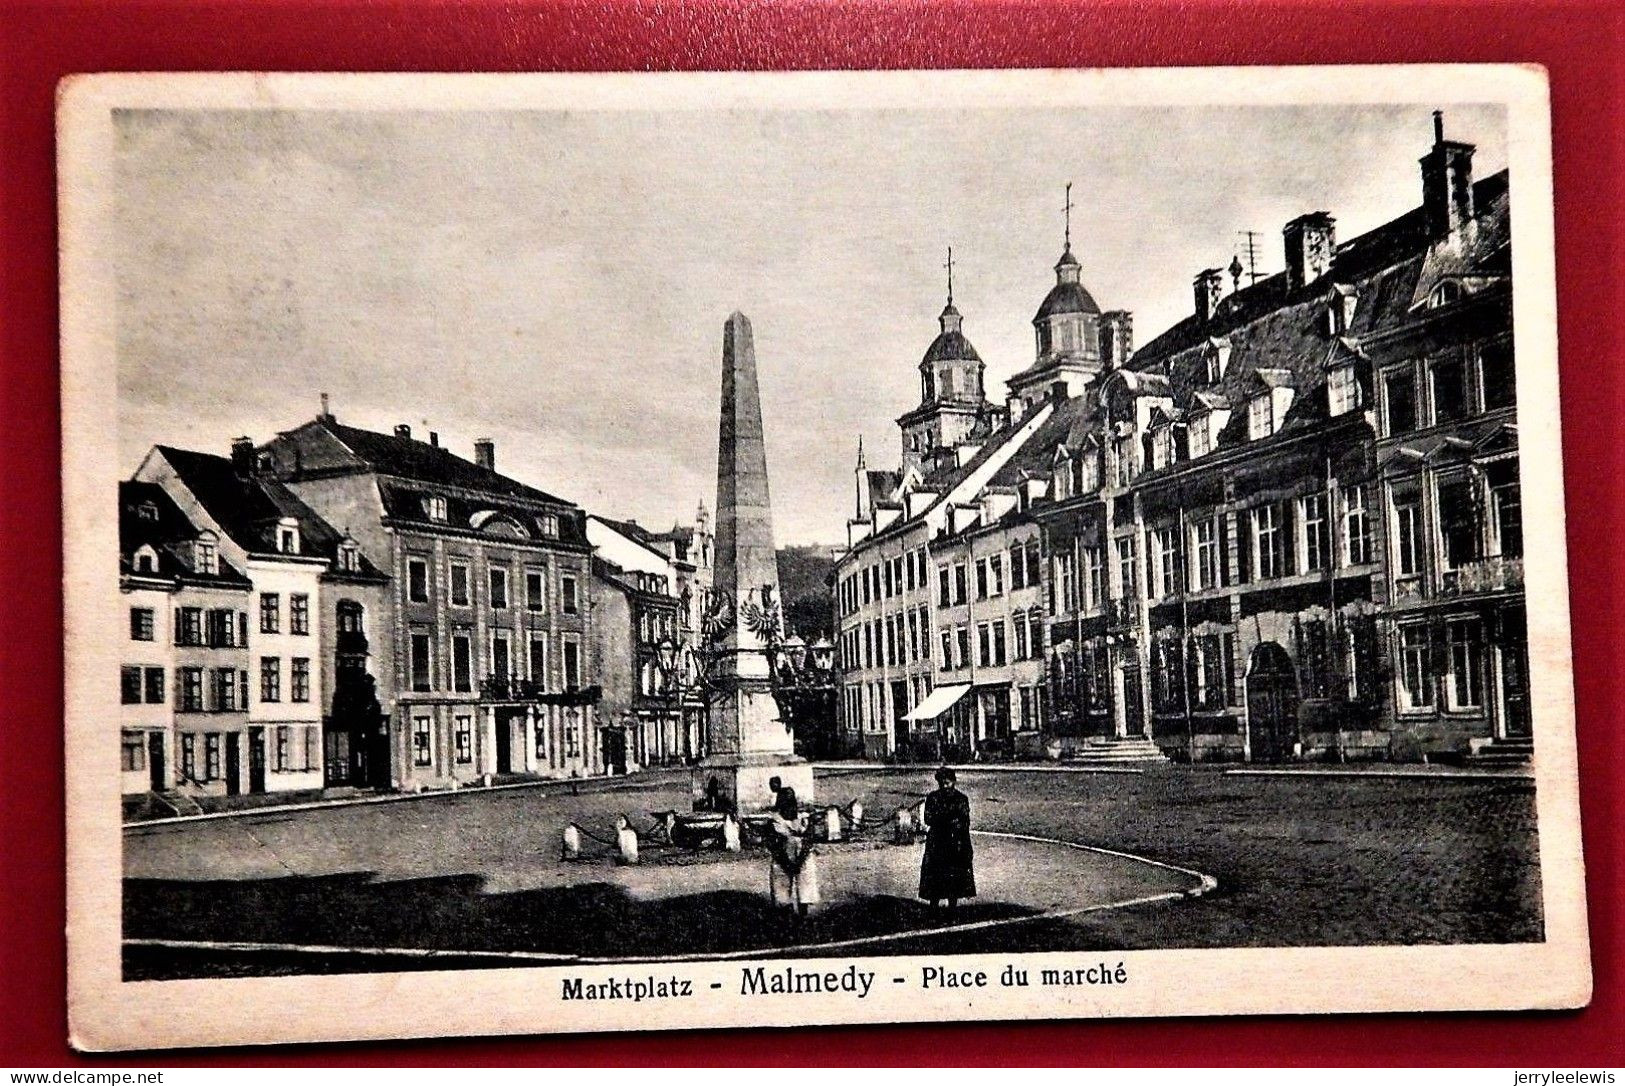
[919,766,975,907]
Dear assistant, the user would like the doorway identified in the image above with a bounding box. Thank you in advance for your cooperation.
[890,680,911,755]
[225,734,242,796]
[495,711,513,774]
[601,728,627,776]
[1120,662,1145,737]
[247,727,266,793]
[1246,642,1300,763]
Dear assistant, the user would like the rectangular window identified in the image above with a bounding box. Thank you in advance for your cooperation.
[955,626,971,669]
[213,667,238,711]
[1248,395,1274,440]
[940,628,954,670]
[260,657,281,702]
[529,634,548,683]
[1481,340,1515,410]
[1083,547,1105,610]
[1385,370,1418,434]
[121,731,146,772]
[204,733,222,780]
[275,725,290,771]
[1437,476,1482,570]
[1254,505,1282,580]
[990,555,1004,596]
[489,567,509,610]
[919,607,931,661]
[1011,548,1027,590]
[144,667,165,704]
[526,570,546,611]
[1446,620,1484,711]
[259,593,280,634]
[291,658,310,703]
[907,611,919,662]
[1155,527,1179,598]
[562,639,581,689]
[121,666,142,704]
[491,633,512,681]
[408,558,430,603]
[452,632,473,692]
[975,559,989,600]
[1116,537,1137,598]
[1399,625,1434,710]
[181,733,197,780]
[976,624,991,668]
[1494,481,1523,559]
[1344,485,1371,566]
[1328,364,1360,416]
[992,621,1007,667]
[953,563,968,605]
[1192,519,1220,590]
[1431,355,1468,424]
[410,633,432,691]
[303,726,318,771]
[454,715,474,764]
[130,608,155,641]
[290,593,310,635]
[1055,551,1078,613]
[1393,493,1423,577]
[561,575,579,615]
[938,566,951,608]
[1025,542,1042,587]
[1301,493,1329,573]
[1189,417,1212,458]
[449,562,471,607]
[179,667,204,712]
[413,716,433,766]
[176,607,203,646]
[1013,612,1029,659]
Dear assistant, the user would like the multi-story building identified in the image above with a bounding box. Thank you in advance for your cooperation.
[259,414,604,785]
[118,481,254,799]
[836,113,1522,765]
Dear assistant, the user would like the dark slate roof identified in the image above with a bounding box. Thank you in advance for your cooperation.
[119,480,251,587]
[921,329,982,364]
[317,418,574,508]
[865,469,901,501]
[380,481,589,546]
[986,395,1101,489]
[1033,280,1102,321]
[155,447,386,578]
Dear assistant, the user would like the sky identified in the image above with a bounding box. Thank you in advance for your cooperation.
[114,102,1506,544]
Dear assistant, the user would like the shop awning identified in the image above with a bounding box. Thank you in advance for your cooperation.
[902,683,971,722]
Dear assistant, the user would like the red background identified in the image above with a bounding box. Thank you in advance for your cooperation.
[3,0,1621,1066]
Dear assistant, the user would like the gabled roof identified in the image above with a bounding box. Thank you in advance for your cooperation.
[119,479,251,587]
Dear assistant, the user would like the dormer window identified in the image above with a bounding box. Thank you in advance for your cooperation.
[337,539,361,573]
[1079,451,1099,492]
[1202,338,1230,385]
[133,544,159,574]
[194,532,219,575]
[276,517,301,555]
[1328,364,1361,416]
[537,513,560,538]
[1150,426,1174,470]
[424,496,448,523]
[1248,394,1275,440]
[1428,280,1462,309]
[1188,416,1212,459]
[137,501,159,522]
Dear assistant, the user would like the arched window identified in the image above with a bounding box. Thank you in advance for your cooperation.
[133,544,159,574]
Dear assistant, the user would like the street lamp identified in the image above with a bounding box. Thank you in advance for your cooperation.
[654,634,682,765]
[809,635,834,672]
[781,632,807,674]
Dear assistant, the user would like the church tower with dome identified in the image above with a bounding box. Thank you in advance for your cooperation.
[1006,184,1133,413]
[894,248,1000,476]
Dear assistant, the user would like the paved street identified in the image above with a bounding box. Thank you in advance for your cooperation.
[123,766,1541,978]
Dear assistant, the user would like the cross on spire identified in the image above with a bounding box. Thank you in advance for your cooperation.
[944,245,955,306]
[1063,181,1075,251]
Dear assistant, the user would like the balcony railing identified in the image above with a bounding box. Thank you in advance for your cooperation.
[1440,556,1524,598]
[479,675,603,706]
[1107,595,1139,630]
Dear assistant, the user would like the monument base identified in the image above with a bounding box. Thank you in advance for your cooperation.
[691,753,814,816]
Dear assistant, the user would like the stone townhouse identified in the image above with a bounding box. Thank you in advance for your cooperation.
[258,413,604,786]
[118,481,253,802]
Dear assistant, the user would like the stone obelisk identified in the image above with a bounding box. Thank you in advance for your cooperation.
[692,311,813,813]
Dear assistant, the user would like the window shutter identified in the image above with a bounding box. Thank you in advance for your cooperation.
[174,608,183,645]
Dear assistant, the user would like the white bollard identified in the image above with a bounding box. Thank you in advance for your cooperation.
[562,822,582,860]
[657,811,678,843]
[615,815,639,865]
[722,815,741,852]
[849,800,865,830]
[824,805,843,842]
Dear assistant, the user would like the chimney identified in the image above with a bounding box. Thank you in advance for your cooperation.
[1283,212,1336,293]
[1420,110,1476,238]
[1193,269,1225,323]
[1049,381,1069,404]
[428,431,439,448]
[1101,310,1134,366]
[394,423,412,441]
[474,438,495,472]
[318,392,333,423]
[230,436,255,476]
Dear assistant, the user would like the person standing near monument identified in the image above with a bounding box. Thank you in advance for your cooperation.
[766,785,820,920]
[919,767,976,909]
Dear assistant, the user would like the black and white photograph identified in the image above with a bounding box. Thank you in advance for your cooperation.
[59,67,1588,1050]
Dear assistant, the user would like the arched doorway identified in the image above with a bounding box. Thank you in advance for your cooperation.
[1245,642,1299,763]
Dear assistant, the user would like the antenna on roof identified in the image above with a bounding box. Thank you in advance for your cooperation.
[944,245,955,306]
[1236,230,1265,285]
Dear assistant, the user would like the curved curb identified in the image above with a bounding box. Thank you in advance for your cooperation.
[123,831,1216,967]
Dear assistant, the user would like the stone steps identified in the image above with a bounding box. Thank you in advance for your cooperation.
[156,790,205,817]
[1464,738,1533,768]
[1060,737,1169,764]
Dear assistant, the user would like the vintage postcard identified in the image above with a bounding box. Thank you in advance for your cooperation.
[60,66,1589,1051]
